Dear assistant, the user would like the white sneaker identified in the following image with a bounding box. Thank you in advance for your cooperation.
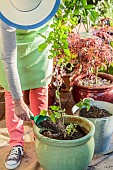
[5,145,24,169]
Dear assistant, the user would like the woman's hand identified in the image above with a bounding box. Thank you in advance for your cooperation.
[14,97,33,121]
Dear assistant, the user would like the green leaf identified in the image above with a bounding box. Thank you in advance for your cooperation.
[83,98,91,103]
[58,58,64,65]
[61,25,69,31]
[64,49,71,56]
[74,8,80,15]
[50,24,56,28]
[58,20,62,27]
[70,19,77,26]
[48,55,54,59]
[108,63,113,75]
[66,123,77,135]
[55,90,60,99]
[62,34,68,39]
[110,21,113,27]
[83,103,90,111]
[66,123,73,135]
[37,33,46,39]
[84,5,93,10]
[50,113,56,123]
[76,101,83,108]
[82,0,87,7]
[50,105,60,111]
[38,43,47,52]
[63,41,69,49]
[76,98,91,111]
[54,112,61,119]
[110,41,113,48]
[40,110,47,116]
[90,11,99,22]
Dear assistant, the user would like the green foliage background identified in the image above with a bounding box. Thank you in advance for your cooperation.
[87,0,113,18]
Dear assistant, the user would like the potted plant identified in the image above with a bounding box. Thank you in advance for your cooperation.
[35,44,95,170]
[33,2,97,169]
[33,56,95,170]
[72,98,113,154]
[37,0,99,94]
[33,75,95,170]
[66,5,113,104]
[34,114,95,170]
[69,30,113,103]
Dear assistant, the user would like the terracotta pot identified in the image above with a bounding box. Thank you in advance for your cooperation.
[72,72,113,104]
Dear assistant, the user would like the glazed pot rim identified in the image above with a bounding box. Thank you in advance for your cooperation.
[34,115,95,147]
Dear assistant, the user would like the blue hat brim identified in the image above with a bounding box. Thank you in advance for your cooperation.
[0,0,60,30]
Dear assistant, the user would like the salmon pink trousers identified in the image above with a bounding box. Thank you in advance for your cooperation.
[5,87,48,147]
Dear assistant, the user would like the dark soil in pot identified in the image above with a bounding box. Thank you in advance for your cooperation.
[39,119,86,140]
[75,106,112,118]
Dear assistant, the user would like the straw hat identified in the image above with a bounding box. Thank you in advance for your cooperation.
[0,0,60,29]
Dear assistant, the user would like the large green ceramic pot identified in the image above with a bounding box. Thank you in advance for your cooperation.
[34,115,95,170]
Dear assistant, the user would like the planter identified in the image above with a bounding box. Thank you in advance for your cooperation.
[34,115,95,170]
[72,100,113,154]
[72,72,113,104]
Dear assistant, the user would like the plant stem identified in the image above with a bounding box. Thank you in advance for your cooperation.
[95,67,98,85]
[55,60,62,110]
[86,15,90,33]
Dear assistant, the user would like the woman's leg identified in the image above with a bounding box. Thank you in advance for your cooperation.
[30,87,48,116]
[5,90,24,147]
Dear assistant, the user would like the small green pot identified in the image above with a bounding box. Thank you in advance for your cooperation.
[34,115,95,170]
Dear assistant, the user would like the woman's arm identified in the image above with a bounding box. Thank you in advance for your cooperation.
[0,21,22,99]
[0,21,31,120]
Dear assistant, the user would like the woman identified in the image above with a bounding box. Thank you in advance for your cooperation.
[0,0,60,169]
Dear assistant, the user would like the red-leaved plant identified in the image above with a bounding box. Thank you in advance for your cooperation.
[68,30,113,86]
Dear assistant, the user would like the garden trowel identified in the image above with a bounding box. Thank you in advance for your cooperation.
[30,114,49,128]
